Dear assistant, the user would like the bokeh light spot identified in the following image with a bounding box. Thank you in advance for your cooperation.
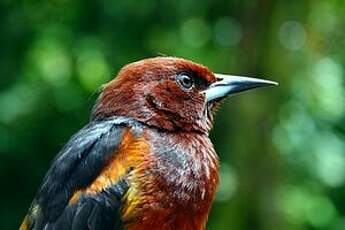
[306,195,337,227]
[313,133,345,187]
[213,17,242,47]
[180,18,211,48]
[0,83,38,124]
[277,185,337,227]
[32,38,72,85]
[77,48,110,92]
[311,57,345,120]
[279,21,306,50]
[273,104,316,156]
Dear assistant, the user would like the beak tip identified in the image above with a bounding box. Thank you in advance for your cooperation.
[268,80,279,86]
[255,78,279,87]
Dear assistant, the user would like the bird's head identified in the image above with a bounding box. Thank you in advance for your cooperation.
[92,57,277,133]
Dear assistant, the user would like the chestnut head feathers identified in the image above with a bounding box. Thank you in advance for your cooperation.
[92,57,277,133]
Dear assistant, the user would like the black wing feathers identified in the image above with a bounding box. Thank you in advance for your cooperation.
[50,179,128,230]
[25,117,140,230]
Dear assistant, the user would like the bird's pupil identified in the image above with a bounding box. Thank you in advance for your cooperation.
[182,76,191,86]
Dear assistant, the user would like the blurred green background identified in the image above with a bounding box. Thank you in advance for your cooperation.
[0,0,344,229]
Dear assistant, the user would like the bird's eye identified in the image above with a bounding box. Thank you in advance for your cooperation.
[176,73,194,90]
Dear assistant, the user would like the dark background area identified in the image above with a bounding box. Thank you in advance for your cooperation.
[0,0,344,229]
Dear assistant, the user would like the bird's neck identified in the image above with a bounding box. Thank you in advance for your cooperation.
[150,130,219,194]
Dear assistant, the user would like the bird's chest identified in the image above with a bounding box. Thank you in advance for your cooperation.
[123,131,219,230]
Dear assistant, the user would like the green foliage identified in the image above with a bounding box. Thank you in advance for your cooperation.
[0,0,344,229]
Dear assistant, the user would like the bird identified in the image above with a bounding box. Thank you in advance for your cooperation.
[20,57,277,230]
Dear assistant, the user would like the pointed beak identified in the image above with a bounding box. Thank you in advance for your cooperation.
[204,74,278,102]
